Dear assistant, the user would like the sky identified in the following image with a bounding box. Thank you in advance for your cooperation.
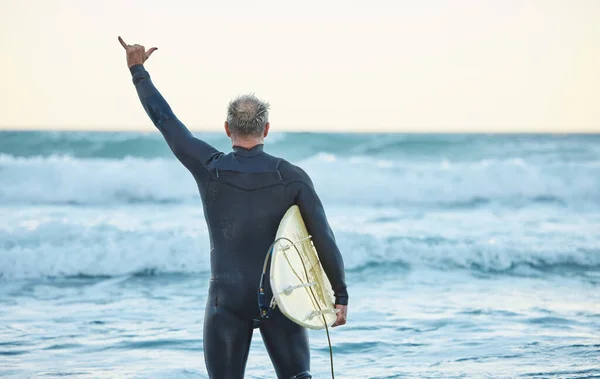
[0,0,599,133]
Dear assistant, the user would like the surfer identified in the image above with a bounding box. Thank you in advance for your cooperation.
[118,37,348,379]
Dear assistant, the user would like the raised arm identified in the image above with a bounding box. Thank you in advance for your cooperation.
[118,36,221,173]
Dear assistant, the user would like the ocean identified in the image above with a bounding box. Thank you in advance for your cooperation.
[1,131,599,378]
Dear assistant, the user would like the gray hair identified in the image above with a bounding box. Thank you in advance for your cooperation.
[226,94,270,138]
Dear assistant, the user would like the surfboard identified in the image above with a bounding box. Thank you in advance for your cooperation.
[269,205,338,330]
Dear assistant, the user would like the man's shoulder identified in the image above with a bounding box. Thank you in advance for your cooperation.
[275,159,312,184]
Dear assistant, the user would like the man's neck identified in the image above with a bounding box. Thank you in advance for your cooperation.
[231,138,264,149]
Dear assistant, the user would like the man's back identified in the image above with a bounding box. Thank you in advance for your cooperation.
[199,145,348,307]
[203,145,289,283]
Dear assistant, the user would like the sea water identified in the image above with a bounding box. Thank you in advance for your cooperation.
[0,131,599,378]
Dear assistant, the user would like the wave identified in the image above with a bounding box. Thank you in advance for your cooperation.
[1,152,599,207]
[0,218,211,280]
[1,219,599,281]
[336,232,600,276]
[2,131,600,163]
[0,154,198,205]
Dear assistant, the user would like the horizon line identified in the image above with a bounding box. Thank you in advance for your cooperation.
[1,126,599,134]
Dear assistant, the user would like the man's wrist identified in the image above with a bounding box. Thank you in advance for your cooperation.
[129,64,149,85]
[129,64,146,75]
[334,291,349,306]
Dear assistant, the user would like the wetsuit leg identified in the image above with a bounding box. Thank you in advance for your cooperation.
[203,284,254,379]
[259,309,311,379]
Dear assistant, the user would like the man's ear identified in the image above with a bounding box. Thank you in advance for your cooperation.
[264,122,270,138]
[225,121,232,137]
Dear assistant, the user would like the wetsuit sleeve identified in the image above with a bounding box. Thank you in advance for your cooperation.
[129,64,221,173]
[296,177,349,306]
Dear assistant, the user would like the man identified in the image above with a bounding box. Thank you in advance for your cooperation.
[118,37,348,379]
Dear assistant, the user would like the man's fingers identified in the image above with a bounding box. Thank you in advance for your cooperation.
[332,314,340,327]
[118,36,128,50]
[331,304,347,327]
[332,313,346,327]
[145,47,158,59]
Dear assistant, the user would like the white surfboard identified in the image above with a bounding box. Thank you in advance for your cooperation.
[270,205,338,330]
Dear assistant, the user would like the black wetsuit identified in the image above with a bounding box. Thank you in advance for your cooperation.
[129,64,348,379]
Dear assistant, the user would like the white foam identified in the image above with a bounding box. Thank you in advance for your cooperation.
[0,154,198,205]
[300,153,600,207]
[0,208,211,280]
[1,206,599,280]
[0,153,599,207]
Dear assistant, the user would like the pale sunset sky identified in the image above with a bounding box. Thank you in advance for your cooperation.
[0,0,598,132]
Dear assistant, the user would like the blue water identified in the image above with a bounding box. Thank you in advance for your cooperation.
[1,131,599,378]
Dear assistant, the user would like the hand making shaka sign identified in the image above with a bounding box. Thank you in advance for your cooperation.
[118,36,158,68]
